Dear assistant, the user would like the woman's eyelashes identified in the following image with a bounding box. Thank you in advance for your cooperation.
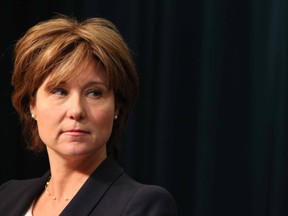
[50,88,67,96]
[86,89,102,98]
[49,87,103,99]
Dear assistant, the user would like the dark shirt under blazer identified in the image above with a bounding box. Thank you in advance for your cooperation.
[0,157,178,216]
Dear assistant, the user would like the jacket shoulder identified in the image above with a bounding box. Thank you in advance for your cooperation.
[122,178,178,216]
[94,173,178,216]
[0,175,49,215]
[0,178,40,197]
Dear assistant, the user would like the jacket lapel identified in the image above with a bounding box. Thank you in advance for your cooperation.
[60,157,123,216]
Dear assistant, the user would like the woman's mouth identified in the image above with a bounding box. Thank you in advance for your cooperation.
[62,129,90,136]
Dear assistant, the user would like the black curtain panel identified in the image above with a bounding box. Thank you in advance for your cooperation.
[1,0,288,215]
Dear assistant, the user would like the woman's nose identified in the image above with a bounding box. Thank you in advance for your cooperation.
[67,94,86,121]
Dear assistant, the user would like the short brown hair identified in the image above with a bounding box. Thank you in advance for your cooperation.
[11,15,139,158]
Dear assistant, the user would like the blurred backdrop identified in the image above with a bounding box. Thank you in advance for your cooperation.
[1,0,288,215]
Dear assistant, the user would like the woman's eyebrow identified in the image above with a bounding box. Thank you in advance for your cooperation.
[85,81,109,88]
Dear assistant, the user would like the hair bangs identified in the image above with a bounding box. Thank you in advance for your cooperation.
[45,42,92,89]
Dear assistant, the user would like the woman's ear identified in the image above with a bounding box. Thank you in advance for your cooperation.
[114,101,120,120]
[114,108,119,120]
[30,98,36,119]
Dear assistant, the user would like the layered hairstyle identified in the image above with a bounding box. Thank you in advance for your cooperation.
[11,15,139,158]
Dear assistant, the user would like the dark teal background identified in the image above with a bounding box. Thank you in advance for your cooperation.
[1,0,288,215]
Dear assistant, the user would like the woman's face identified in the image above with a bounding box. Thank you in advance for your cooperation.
[30,59,117,160]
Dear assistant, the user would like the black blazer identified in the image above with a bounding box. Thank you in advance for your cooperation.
[0,157,178,216]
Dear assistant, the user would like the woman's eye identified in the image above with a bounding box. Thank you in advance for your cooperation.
[87,90,102,98]
[50,88,67,96]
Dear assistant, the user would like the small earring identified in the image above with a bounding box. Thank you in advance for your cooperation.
[114,115,118,120]
[31,113,35,119]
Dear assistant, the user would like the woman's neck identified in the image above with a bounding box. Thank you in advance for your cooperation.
[46,152,107,202]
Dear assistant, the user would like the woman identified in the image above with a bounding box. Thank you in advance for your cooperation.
[0,15,178,215]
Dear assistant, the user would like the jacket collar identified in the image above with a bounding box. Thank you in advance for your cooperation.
[60,156,123,216]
